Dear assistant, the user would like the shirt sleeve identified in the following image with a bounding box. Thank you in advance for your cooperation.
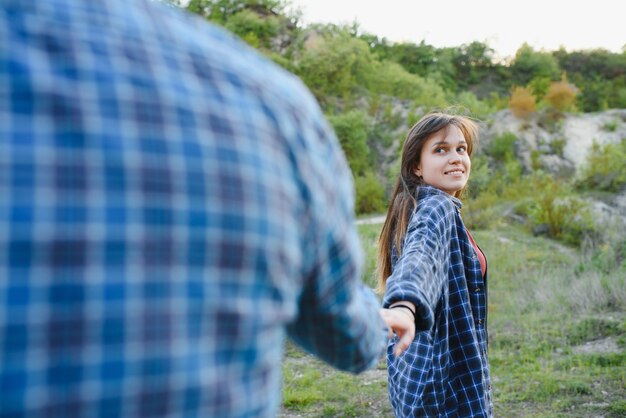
[284,95,388,374]
[382,195,455,331]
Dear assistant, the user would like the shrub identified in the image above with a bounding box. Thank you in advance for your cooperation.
[528,75,552,100]
[550,137,566,157]
[579,138,626,192]
[296,31,376,101]
[524,171,595,246]
[327,110,372,176]
[602,120,618,132]
[463,191,503,230]
[223,9,280,49]
[486,132,518,162]
[453,91,496,120]
[544,79,578,112]
[536,108,565,133]
[530,149,542,170]
[370,60,447,106]
[354,171,387,215]
[509,86,536,119]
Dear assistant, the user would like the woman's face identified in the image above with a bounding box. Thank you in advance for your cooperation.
[414,125,471,196]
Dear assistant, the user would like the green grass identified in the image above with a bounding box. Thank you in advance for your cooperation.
[282,342,392,417]
[280,222,626,417]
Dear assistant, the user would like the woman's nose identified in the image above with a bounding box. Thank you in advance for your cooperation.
[449,154,462,163]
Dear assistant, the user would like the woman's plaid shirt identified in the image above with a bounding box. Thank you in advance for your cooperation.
[383,186,493,417]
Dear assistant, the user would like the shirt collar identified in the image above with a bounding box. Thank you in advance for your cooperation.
[416,185,463,209]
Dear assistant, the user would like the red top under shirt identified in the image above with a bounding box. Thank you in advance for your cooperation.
[465,228,486,278]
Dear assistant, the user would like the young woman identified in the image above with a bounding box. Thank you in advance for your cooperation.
[378,111,492,417]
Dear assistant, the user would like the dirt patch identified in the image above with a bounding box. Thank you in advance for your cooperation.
[572,336,622,355]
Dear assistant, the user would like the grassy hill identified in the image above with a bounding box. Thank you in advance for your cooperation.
[280,222,626,418]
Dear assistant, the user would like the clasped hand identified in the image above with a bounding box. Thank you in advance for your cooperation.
[380,303,416,356]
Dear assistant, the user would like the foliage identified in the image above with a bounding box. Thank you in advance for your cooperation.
[536,108,565,133]
[510,44,560,86]
[187,0,287,24]
[379,40,437,78]
[453,91,496,119]
[184,1,624,114]
[222,8,279,48]
[602,120,618,132]
[295,30,377,102]
[370,61,447,105]
[528,75,552,100]
[554,48,626,111]
[511,172,593,246]
[354,171,387,215]
[485,132,518,161]
[579,138,626,192]
[544,78,578,112]
[452,41,497,90]
[550,137,567,157]
[508,86,536,118]
[327,109,372,175]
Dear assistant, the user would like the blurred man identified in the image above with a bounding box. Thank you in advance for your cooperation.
[0,0,403,416]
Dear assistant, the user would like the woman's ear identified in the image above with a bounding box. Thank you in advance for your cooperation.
[413,166,421,177]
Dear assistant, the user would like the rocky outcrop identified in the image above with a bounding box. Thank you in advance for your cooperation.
[483,109,626,175]
[482,108,626,228]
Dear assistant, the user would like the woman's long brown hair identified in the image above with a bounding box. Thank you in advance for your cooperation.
[376,111,479,294]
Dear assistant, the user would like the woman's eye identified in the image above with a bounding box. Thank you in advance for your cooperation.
[435,147,445,153]
[458,146,467,153]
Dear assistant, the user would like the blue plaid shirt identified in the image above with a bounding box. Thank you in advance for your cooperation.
[0,1,388,417]
[383,186,493,417]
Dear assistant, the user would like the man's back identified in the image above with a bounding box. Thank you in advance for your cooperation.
[0,1,386,417]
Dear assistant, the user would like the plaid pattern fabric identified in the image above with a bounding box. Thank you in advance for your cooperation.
[383,186,493,417]
[0,1,388,417]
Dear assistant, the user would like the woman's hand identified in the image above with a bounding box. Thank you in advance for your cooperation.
[380,303,416,356]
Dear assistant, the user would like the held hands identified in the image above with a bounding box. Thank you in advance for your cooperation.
[379,302,417,356]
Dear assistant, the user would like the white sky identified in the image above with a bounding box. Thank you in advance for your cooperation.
[288,0,626,60]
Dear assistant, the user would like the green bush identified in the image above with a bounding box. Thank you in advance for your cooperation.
[463,191,504,230]
[550,137,566,157]
[579,138,626,192]
[224,9,280,49]
[370,61,447,106]
[327,110,372,176]
[296,31,376,101]
[354,171,387,215]
[602,120,618,132]
[537,108,565,133]
[486,132,518,162]
[523,171,595,246]
[452,91,496,120]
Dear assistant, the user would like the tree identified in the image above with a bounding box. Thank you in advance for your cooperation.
[510,44,560,86]
[452,41,496,89]
[296,29,377,102]
[187,0,285,23]
[386,41,437,78]
[185,0,298,52]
